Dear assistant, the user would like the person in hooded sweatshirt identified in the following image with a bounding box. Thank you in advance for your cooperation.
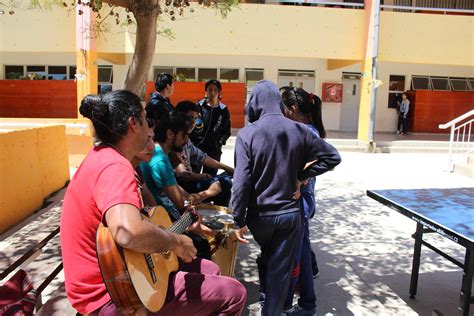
[231,80,341,316]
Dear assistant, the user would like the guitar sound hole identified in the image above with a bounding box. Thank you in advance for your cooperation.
[144,253,157,283]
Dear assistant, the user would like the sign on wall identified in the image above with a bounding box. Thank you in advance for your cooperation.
[322,83,343,103]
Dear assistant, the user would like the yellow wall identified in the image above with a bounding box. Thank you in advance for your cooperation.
[0,6,76,53]
[0,118,94,168]
[379,12,473,66]
[0,126,70,233]
[1,4,472,66]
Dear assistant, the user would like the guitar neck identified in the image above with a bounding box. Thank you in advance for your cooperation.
[168,211,194,234]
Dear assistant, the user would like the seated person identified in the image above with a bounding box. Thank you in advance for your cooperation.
[60,90,246,316]
[141,111,222,258]
[141,111,222,220]
[174,101,234,207]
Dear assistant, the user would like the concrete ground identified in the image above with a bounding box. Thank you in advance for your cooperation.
[221,145,474,316]
[2,133,472,315]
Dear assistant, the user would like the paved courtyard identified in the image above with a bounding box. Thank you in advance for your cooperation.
[221,144,474,316]
[2,137,473,315]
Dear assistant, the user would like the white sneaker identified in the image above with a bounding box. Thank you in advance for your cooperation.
[282,304,316,316]
[248,302,263,316]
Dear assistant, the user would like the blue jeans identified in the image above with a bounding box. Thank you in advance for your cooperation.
[248,211,301,316]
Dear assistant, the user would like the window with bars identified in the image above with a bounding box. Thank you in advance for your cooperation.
[198,68,218,82]
[388,75,406,108]
[430,77,450,91]
[153,67,174,81]
[449,78,470,91]
[469,79,474,91]
[98,66,113,95]
[220,68,239,83]
[411,76,431,90]
[5,65,24,79]
[176,68,196,82]
[26,66,46,80]
[48,66,67,80]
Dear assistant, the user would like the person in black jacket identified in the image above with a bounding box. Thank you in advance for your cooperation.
[190,79,231,176]
[146,73,175,127]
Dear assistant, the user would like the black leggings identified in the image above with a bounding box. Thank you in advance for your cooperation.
[398,114,409,133]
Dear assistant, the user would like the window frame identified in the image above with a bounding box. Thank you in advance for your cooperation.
[411,75,432,91]
[430,76,450,91]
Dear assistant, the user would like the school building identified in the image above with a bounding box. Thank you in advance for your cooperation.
[1,0,473,137]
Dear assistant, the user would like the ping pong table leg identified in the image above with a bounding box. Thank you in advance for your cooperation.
[409,223,423,299]
[459,249,473,316]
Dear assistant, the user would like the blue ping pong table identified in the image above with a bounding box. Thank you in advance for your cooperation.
[367,187,474,316]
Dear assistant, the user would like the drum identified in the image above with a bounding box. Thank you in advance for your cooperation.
[195,204,239,277]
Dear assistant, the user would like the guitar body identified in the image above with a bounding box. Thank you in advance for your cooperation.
[96,206,179,314]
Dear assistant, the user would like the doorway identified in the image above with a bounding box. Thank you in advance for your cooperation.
[339,78,361,132]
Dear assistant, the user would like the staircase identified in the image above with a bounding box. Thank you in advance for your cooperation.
[453,154,474,178]
[438,109,474,173]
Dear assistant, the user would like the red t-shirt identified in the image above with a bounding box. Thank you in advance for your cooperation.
[60,146,141,314]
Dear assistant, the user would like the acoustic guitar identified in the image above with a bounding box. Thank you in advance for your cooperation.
[96,205,197,314]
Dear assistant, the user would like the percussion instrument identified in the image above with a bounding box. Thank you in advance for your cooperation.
[195,204,239,277]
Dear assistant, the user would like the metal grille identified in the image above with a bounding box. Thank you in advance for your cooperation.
[394,0,473,9]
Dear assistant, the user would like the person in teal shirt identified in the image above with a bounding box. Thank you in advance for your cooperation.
[141,111,222,221]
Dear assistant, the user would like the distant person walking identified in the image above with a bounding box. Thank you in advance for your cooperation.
[232,80,341,316]
[397,92,410,135]
[190,79,231,176]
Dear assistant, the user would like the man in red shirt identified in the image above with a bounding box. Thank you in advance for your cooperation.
[60,90,246,315]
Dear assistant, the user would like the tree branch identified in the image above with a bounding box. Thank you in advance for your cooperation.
[122,9,158,95]
[101,0,131,9]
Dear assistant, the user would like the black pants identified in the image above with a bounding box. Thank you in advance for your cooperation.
[398,114,409,133]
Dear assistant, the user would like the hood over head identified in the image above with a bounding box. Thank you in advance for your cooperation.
[245,80,284,123]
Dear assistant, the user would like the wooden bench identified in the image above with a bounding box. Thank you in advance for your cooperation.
[0,188,77,315]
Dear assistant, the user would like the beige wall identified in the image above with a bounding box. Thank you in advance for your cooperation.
[0,6,76,53]
[0,126,70,233]
[379,12,473,66]
[1,4,473,132]
[2,4,472,66]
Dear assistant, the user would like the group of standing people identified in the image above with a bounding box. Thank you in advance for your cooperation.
[59,73,341,316]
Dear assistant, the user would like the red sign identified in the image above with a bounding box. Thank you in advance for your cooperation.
[322,83,343,103]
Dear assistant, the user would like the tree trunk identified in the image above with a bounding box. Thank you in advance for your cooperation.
[123,6,159,96]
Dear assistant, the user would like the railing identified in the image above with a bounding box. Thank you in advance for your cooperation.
[259,0,474,15]
[438,110,474,172]
[380,4,473,14]
[277,0,364,7]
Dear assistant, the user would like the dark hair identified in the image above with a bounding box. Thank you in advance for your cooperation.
[175,100,200,114]
[154,111,192,143]
[79,90,144,145]
[155,73,174,91]
[145,101,169,126]
[280,87,327,139]
[205,79,222,92]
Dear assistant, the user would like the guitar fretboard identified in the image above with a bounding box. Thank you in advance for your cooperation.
[168,211,194,234]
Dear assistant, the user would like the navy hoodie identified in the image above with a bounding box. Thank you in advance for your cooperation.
[231,80,341,228]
